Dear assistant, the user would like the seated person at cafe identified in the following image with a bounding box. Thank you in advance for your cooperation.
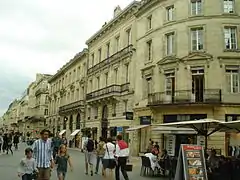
[145,151,160,171]
[207,149,220,173]
[159,149,170,171]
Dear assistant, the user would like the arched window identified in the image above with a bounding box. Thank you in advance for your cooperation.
[69,115,73,132]
[76,113,81,129]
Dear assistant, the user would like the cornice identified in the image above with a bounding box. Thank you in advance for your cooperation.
[86,1,140,45]
[135,0,164,17]
[48,48,88,83]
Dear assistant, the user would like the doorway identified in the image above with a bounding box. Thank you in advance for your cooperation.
[101,105,108,139]
[192,69,204,102]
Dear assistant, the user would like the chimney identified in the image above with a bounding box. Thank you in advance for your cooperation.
[114,5,122,18]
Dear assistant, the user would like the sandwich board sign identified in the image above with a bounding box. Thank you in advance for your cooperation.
[174,144,208,180]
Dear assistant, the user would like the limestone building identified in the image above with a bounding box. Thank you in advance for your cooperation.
[129,0,240,156]
[85,2,140,141]
[47,49,88,146]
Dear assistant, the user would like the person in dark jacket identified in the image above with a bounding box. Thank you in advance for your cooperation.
[52,134,63,159]
[13,134,20,150]
[6,134,13,155]
[3,133,8,153]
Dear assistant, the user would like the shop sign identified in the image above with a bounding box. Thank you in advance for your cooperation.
[140,116,151,125]
[174,144,208,180]
[117,127,123,133]
[126,112,133,120]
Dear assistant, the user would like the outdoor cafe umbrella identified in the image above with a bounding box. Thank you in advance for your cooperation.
[220,120,240,133]
[157,119,223,149]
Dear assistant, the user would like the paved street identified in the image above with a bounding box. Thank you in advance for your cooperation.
[0,143,164,180]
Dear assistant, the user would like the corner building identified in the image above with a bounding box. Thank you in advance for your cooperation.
[85,2,140,141]
[48,49,88,148]
[130,0,240,156]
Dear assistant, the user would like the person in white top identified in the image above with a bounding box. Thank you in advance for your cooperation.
[102,137,116,179]
[145,151,160,171]
[115,135,129,180]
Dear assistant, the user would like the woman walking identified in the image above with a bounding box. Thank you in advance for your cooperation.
[102,137,116,180]
[95,137,105,175]
[6,134,13,155]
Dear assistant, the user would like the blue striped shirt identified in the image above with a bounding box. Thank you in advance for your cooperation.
[32,139,53,168]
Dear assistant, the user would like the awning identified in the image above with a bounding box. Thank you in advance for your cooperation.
[152,126,197,134]
[126,125,150,132]
[59,130,66,136]
[70,129,80,136]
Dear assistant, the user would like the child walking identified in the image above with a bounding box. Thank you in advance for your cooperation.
[55,144,73,180]
[17,148,38,180]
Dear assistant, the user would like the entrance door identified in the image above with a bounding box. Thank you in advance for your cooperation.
[192,69,204,102]
[101,105,108,139]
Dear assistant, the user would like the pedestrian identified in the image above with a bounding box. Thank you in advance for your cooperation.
[95,137,105,175]
[102,137,116,180]
[32,129,54,180]
[52,134,63,160]
[115,135,129,180]
[6,133,13,155]
[14,133,20,150]
[55,144,73,180]
[0,134,3,153]
[83,134,95,176]
[3,133,8,153]
[17,147,38,180]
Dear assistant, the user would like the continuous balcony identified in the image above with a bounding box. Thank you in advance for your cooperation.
[59,100,84,115]
[87,45,134,75]
[86,83,130,102]
[35,88,48,96]
[148,89,222,106]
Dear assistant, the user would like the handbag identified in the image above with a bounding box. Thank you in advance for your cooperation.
[106,144,116,168]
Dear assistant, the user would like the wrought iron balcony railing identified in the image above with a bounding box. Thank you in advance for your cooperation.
[86,83,130,101]
[87,45,133,74]
[148,89,222,106]
[59,100,84,114]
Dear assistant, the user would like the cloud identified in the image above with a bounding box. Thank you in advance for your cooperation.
[0,0,134,116]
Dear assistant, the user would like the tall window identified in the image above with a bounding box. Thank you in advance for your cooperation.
[191,27,204,51]
[226,68,239,93]
[165,72,175,95]
[166,6,174,21]
[125,64,129,83]
[147,40,152,61]
[191,0,202,16]
[112,103,116,116]
[105,72,108,87]
[126,28,131,46]
[97,77,100,89]
[224,27,238,50]
[98,48,102,62]
[114,68,118,84]
[146,78,152,95]
[91,53,94,66]
[224,0,234,13]
[106,43,110,58]
[147,15,152,30]
[115,36,120,52]
[166,32,175,55]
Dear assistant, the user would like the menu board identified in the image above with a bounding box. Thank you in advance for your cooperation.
[182,145,208,180]
[166,135,176,156]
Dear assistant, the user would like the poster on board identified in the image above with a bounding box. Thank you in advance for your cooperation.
[174,144,208,180]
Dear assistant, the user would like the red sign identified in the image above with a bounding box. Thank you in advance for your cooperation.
[182,145,202,150]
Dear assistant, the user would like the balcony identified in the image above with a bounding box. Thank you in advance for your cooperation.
[59,100,84,115]
[87,45,134,74]
[86,83,130,102]
[148,89,222,106]
[35,88,48,96]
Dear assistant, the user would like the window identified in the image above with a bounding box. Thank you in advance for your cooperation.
[126,28,131,46]
[224,27,238,50]
[115,36,120,52]
[146,78,152,95]
[44,109,48,116]
[147,15,152,30]
[91,53,94,66]
[125,64,129,83]
[226,67,239,93]
[105,72,108,86]
[147,40,152,61]
[97,77,100,89]
[223,0,234,13]
[98,48,102,62]
[191,0,202,16]
[112,103,116,116]
[191,27,204,51]
[106,43,110,58]
[166,32,175,55]
[166,6,174,21]
[165,72,175,95]
[114,68,118,84]
[94,107,98,119]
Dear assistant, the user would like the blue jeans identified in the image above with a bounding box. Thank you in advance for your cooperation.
[22,174,32,180]
[95,156,103,173]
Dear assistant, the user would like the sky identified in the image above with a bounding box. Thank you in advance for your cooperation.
[0,0,134,116]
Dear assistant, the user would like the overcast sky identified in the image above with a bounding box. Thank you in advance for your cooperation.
[0,0,134,116]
